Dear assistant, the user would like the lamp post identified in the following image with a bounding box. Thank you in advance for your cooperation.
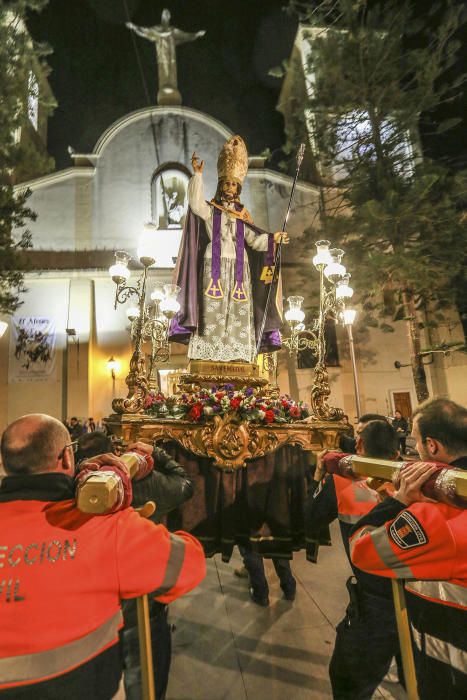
[343,308,362,419]
[108,233,180,414]
[279,240,358,421]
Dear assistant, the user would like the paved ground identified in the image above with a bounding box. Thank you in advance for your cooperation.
[167,522,407,700]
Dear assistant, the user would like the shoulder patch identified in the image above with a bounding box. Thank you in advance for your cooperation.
[389,511,428,550]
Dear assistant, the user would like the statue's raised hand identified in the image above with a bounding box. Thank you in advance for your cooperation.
[191,152,204,173]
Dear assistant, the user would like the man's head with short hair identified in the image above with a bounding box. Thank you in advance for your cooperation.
[412,398,467,464]
[359,420,399,460]
[355,413,388,438]
[75,432,113,464]
[1,414,74,476]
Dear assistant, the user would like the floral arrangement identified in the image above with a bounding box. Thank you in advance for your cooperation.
[144,384,309,424]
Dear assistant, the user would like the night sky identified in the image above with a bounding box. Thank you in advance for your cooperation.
[27,0,297,170]
[26,0,466,172]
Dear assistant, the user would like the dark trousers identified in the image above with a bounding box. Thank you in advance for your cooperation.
[121,606,171,700]
[329,578,401,700]
[239,546,296,597]
[399,437,407,454]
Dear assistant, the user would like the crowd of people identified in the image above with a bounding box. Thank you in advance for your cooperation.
[64,416,104,440]
[0,397,465,699]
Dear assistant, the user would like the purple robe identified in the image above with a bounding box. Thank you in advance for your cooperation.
[169,207,282,354]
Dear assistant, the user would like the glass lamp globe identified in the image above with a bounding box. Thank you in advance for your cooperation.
[285,296,305,325]
[109,251,131,285]
[324,248,346,283]
[160,284,181,318]
[150,283,165,302]
[336,273,354,299]
[313,240,332,268]
[343,308,357,325]
[126,306,140,321]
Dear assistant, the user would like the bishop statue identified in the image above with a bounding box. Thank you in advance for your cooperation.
[169,136,289,364]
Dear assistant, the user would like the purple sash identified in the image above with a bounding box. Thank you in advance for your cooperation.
[205,207,248,302]
[204,207,224,299]
[260,233,276,284]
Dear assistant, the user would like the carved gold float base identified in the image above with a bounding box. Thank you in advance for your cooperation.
[105,412,347,470]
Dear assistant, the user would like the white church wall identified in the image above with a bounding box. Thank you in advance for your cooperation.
[14,170,94,250]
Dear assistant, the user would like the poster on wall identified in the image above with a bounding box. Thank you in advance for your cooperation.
[9,316,57,383]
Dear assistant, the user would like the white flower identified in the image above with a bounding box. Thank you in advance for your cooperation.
[203,406,214,415]
[257,410,265,419]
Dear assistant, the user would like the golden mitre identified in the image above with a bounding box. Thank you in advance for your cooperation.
[217,135,248,185]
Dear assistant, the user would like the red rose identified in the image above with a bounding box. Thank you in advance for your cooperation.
[230,397,241,410]
[264,409,275,423]
[144,395,155,409]
[215,392,224,400]
[289,406,301,418]
[188,403,203,421]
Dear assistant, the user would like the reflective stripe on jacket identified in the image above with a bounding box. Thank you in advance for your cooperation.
[335,475,381,525]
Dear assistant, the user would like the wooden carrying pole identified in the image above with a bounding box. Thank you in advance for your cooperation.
[135,501,158,700]
[136,594,156,700]
[391,580,419,700]
[350,455,467,499]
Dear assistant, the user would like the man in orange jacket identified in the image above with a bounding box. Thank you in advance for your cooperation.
[350,398,467,699]
[306,418,402,699]
[0,413,206,699]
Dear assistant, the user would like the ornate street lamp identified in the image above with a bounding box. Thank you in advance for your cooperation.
[108,235,180,414]
[275,240,357,421]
